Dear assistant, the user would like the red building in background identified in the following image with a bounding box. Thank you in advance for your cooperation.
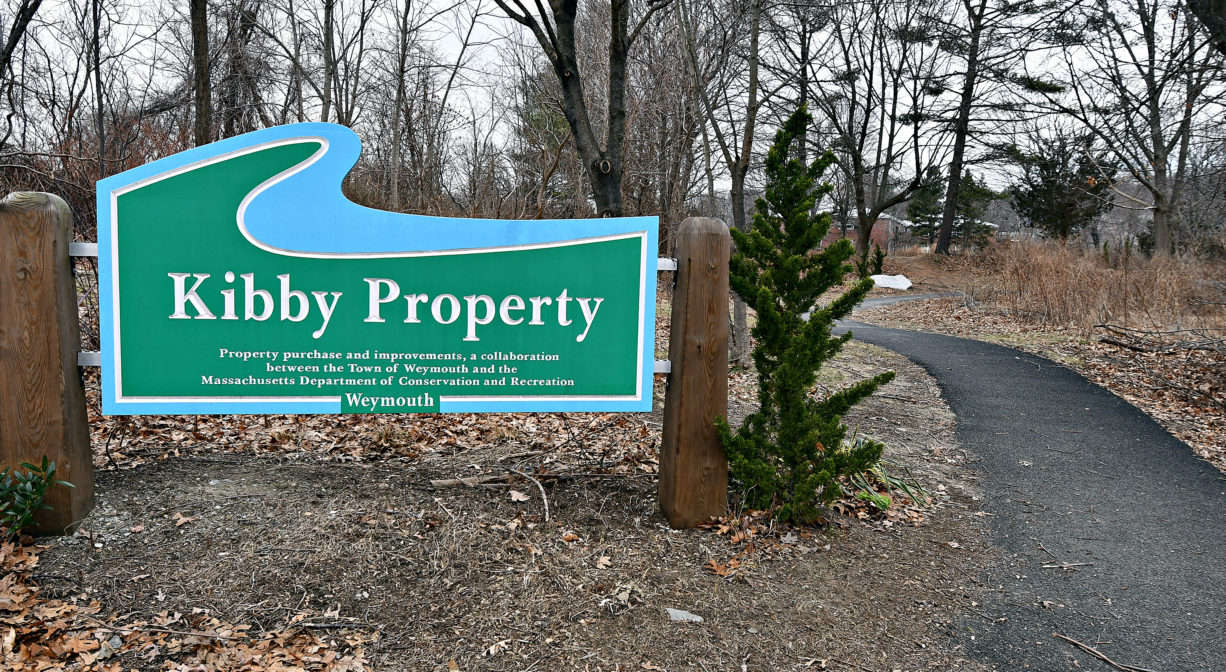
[821,213,912,250]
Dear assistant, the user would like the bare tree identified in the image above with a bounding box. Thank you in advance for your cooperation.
[618,0,702,229]
[1043,0,1225,255]
[931,0,1059,254]
[761,1,824,162]
[386,0,415,210]
[1186,0,1226,57]
[677,0,770,366]
[493,0,671,217]
[932,0,988,254]
[0,0,43,81]
[503,43,588,219]
[809,0,951,255]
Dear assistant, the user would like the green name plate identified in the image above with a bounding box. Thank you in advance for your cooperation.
[97,124,657,414]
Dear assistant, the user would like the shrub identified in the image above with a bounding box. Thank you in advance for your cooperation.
[854,242,886,279]
[715,107,896,524]
[1,456,73,540]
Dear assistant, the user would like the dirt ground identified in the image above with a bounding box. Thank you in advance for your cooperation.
[33,342,994,672]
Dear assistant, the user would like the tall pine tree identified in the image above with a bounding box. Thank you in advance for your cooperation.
[1008,129,1116,240]
[716,107,896,523]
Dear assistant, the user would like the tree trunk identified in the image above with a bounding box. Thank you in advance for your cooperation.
[589,165,623,218]
[389,0,411,211]
[856,213,875,256]
[729,169,751,367]
[0,0,44,84]
[289,0,304,122]
[190,0,211,146]
[92,0,105,175]
[934,0,985,255]
[320,0,335,123]
[1152,206,1174,256]
[1187,0,1226,57]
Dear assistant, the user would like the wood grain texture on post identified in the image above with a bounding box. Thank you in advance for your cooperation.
[0,192,94,534]
[659,217,730,528]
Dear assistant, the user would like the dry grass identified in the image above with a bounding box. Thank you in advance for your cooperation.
[933,241,1225,333]
[887,244,930,258]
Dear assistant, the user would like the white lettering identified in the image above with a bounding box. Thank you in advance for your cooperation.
[463,295,495,342]
[529,296,552,325]
[168,273,216,319]
[576,297,604,342]
[432,294,460,324]
[403,294,429,323]
[242,273,274,321]
[279,274,309,322]
[364,278,399,323]
[500,295,525,325]
[312,291,342,338]
[556,288,573,326]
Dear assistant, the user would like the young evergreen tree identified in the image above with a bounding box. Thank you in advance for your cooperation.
[716,107,896,524]
[954,171,998,248]
[907,166,946,245]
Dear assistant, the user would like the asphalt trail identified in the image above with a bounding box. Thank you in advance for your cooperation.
[841,298,1226,671]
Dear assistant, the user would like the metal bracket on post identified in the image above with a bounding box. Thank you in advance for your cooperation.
[655,258,676,378]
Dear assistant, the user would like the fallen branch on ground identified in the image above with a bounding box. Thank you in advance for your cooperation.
[1053,633,1158,672]
[510,468,550,522]
[1095,323,1225,353]
[83,615,244,641]
[429,472,654,488]
[428,474,515,487]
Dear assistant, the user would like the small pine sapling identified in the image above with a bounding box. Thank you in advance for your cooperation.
[715,107,896,524]
[854,247,871,279]
[854,242,886,279]
[872,242,886,275]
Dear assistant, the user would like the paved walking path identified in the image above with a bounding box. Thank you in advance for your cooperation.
[842,298,1226,671]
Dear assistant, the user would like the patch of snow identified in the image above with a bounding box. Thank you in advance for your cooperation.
[870,274,913,290]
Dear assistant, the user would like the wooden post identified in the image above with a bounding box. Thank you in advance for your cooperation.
[0,192,94,534]
[659,217,730,528]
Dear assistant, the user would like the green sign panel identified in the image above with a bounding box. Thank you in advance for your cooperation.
[98,124,657,414]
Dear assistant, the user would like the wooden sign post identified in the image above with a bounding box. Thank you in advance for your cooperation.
[659,217,730,528]
[0,192,94,534]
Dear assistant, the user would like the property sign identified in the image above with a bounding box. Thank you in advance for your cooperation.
[97,124,657,414]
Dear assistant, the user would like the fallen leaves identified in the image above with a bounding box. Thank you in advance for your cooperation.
[0,542,369,671]
[598,582,644,615]
[705,556,742,578]
[82,369,662,476]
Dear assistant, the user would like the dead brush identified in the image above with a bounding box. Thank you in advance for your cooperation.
[963,240,1226,334]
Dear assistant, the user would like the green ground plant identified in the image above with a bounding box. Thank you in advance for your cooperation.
[1,456,73,539]
[855,242,887,279]
[716,107,896,524]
